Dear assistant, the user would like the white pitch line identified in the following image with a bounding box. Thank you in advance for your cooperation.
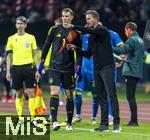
[0,121,150,137]
[60,127,150,137]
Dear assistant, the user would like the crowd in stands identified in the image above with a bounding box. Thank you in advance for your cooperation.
[0,0,59,23]
[0,0,150,98]
[0,0,150,24]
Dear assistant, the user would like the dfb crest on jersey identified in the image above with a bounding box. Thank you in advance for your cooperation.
[143,20,150,50]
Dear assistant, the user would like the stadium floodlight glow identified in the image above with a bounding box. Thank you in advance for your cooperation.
[5,117,47,136]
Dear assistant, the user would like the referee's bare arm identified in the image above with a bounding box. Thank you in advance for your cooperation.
[33,49,41,67]
[6,52,12,81]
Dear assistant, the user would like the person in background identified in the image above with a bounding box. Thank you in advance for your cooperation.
[73,33,98,124]
[0,53,15,103]
[113,22,144,126]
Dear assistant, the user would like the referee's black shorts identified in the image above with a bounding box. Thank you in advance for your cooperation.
[11,64,36,90]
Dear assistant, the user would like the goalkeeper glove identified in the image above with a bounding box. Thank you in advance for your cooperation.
[37,60,45,75]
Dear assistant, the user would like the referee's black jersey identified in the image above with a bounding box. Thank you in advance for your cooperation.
[42,25,82,71]
[74,24,114,70]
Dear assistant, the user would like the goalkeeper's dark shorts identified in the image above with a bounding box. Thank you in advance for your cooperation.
[49,70,75,89]
[11,64,36,90]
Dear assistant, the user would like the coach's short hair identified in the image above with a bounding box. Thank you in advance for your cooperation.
[62,8,73,15]
[16,16,27,24]
[85,10,100,20]
[125,22,137,31]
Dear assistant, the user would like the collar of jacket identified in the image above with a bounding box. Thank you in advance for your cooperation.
[131,31,138,37]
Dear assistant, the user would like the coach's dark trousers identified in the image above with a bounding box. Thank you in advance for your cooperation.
[123,76,139,123]
[94,64,120,126]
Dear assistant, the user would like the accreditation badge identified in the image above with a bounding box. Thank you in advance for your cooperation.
[25,43,30,48]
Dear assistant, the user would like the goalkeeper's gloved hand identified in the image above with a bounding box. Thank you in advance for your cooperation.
[37,60,45,75]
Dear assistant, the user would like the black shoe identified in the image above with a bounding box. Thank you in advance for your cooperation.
[113,124,121,133]
[90,125,109,132]
[127,121,138,126]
